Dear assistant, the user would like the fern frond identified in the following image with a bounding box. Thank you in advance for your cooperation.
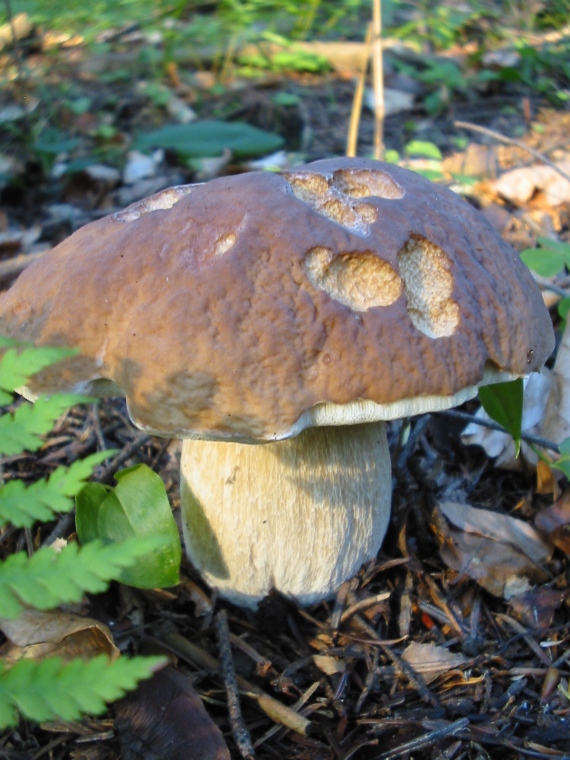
[0,537,163,619]
[0,345,77,404]
[0,394,90,456]
[0,451,114,528]
[0,654,165,728]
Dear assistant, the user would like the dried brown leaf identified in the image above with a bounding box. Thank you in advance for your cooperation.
[115,668,230,760]
[0,609,119,663]
[439,525,549,598]
[401,642,468,684]
[439,501,553,564]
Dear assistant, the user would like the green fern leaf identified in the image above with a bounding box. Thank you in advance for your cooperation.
[0,537,163,619]
[0,451,115,528]
[0,344,77,401]
[0,394,90,455]
[0,654,165,728]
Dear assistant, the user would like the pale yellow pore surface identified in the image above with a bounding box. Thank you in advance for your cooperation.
[180,422,391,608]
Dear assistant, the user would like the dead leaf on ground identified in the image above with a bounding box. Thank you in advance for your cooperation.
[401,642,468,684]
[439,501,553,564]
[439,524,549,598]
[509,587,568,631]
[436,502,552,598]
[535,489,570,534]
[492,161,570,208]
[0,608,119,664]
[115,668,230,760]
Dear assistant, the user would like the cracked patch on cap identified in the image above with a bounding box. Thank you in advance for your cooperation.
[398,234,459,338]
[115,185,195,223]
[284,171,379,235]
[304,246,402,311]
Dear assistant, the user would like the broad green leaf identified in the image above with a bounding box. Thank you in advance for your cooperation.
[0,394,91,455]
[76,464,181,589]
[558,297,570,333]
[0,451,115,529]
[404,140,442,160]
[0,654,165,728]
[478,378,524,456]
[133,120,284,159]
[75,482,108,544]
[0,537,163,619]
[520,237,570,277]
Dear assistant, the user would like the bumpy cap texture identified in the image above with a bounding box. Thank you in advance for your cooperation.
[0,157,554,441]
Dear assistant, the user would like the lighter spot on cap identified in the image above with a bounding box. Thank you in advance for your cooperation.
[115,185,194,222]
[305,246,402,311]
[398,235,459,338]
[332,168,405,200]
[284,171,379,235]
[213,233,236,257]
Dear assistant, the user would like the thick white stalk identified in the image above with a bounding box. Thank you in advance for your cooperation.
[180,421,391,608]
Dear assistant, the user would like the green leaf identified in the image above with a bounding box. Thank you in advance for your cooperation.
[0,344,77,404]
[520,237,570,277]
[552,436,570,479]
[133,120,284,159]
[478,378,524,456]
[0,537,163,619]
[0,654,165,728]
[0,450,115,529]
[0,394,90,455]
[76,464,180,589]
[404,140,443,160]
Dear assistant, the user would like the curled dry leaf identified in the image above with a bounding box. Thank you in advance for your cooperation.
[313,654,347,676]
[508,588,568,631]
[115,668,230,760]
[436,503,552,598]
[492,162,570,208]
[401,642,468,684]
[439,502,553,564]
[439,525,549,598]
[535,488,570,536]
[0,609,119,664]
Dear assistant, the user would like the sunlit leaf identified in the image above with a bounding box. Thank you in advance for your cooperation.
[76,464,181,589]
[478,378,524,456]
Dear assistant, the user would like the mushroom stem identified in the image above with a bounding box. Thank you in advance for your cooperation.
[180,421,391,608]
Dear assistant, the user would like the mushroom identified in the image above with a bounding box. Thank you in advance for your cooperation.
[0,157,554,608]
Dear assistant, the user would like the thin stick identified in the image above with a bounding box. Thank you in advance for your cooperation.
[454,120,570,184]
[215,610,256,760]
[440,409,561,454]
[162,632,312,736]
[371,0,384,159]
[375,718,470,760]
[346,23,373,157]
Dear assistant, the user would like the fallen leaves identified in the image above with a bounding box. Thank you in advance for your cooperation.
[435,501,553,598]
[114,668,230,760]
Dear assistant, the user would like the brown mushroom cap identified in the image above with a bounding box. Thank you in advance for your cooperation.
[0,157,554,441]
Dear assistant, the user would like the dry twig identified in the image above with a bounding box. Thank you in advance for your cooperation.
[454,120,570,184]
[215,609,256,760]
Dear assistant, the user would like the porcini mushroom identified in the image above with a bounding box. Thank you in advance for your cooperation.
[0,157,554,608]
